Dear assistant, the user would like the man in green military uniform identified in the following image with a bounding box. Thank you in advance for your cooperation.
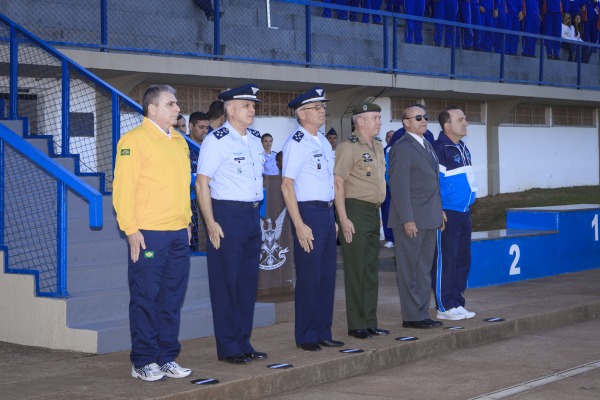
[334,102,390,339]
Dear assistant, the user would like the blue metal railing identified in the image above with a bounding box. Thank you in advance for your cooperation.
[0,123,102,298]
[1,0,597,90]
[0,13,208,296]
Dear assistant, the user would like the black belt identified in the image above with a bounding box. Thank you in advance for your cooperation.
[212,199,260,208]
[298,200,334,208]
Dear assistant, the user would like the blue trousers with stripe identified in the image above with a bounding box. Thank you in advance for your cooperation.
[293,203,337,345]
[128,229,190,368]
[207,201,261,359]
[432,209,472,312]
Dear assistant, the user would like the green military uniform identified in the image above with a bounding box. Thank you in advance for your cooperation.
[334,106,386,332]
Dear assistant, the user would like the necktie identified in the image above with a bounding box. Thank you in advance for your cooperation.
[424,140,437,163]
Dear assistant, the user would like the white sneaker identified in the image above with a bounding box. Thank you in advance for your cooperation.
[160,361,192,378]
[436,307,466,320]
[457,306,476,319]
[383,241,395,249]
[131,363,166,382]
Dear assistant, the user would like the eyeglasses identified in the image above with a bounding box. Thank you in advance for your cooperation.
[404,114,429,122]
[301,104,327,111]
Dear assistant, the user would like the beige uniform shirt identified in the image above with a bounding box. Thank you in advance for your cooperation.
[334,132,386,205]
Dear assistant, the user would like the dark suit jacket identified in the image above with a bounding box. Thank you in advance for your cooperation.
[387,132,443,230]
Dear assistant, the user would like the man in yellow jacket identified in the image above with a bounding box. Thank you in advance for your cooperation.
[113,85,193,382]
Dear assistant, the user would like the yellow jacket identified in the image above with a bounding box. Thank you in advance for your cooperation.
[113,117,192,236]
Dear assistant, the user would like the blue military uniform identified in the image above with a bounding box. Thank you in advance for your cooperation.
[522,0,541,56]
[431,132,477,313]
[433,0,458,47]
[505,0,522,55]
[405,0,426,43]
[471,0,484,50]
[458,0,474,49]
[196,84,265,362]
[543,0,564,59]
[282,88,338,349]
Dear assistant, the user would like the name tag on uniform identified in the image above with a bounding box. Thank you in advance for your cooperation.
[234,157,245,162]
[313,153,323,157]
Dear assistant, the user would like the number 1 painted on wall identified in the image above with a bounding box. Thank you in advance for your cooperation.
[593,214,599,242]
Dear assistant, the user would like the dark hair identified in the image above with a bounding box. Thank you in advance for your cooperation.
[207,100,225,119]
[573,14,583,38]
[438,105,463,130]
[401,103,426,120]
[142,85,176,117]
[261,133,273,142]
[189,111,209,125]
[275,151,283,162]
[177,114,185,122]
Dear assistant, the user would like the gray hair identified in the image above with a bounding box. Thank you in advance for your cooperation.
[142,85,176,116]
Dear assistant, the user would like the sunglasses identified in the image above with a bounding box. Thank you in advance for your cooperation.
[404,114,429,121]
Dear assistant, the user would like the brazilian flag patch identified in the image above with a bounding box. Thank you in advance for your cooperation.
[121,149,130,156]
[144,251,155,259]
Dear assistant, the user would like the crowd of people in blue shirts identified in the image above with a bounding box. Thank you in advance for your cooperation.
[322,0,600,61]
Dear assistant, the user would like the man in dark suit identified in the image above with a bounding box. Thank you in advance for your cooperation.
[388,105,445,329]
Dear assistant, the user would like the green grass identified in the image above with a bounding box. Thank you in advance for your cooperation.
[471,185,600,231]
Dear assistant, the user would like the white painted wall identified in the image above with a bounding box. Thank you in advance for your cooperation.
[498,126,599,193]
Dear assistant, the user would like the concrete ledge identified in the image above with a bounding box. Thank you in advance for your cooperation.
[172,298,600,400]
[2,268,600,400]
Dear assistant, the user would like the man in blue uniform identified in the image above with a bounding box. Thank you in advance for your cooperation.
[195,84,268,365]
[432,106,477,321]
[543,0,564,59]
[281,88,344,352]
[405,0,426,44]
[479,0,496,51]
[458,0,474,49]
[505,0,522,55]
[433,0,458,47]
[522,0,541,56]
[582,0,599,63]
[471,0,484,50]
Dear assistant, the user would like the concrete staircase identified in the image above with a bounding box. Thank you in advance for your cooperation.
[0,120,276,353]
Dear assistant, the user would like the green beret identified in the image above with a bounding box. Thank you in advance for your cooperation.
[352,102,381,115]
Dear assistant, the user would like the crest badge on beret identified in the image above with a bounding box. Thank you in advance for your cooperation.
[363,105,368,111]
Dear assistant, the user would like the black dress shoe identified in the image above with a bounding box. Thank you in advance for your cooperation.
[245,351,268,360]
[348,329,372,339]
[367,327,390,336]
[219,353,251,364]
[402,320,437,329]
[423,319,443,328]
[297,342,322,351]
[318,339,345,347]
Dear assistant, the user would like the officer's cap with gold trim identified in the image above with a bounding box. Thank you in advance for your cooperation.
[288,87,329,109]
[218,83,262,102]
[352,102,381,115]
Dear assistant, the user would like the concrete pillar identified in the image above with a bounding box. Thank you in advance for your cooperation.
[486,99,522,195]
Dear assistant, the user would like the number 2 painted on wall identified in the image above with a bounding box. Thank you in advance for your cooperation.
[593,215,599,242]
[509,244,521,275]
